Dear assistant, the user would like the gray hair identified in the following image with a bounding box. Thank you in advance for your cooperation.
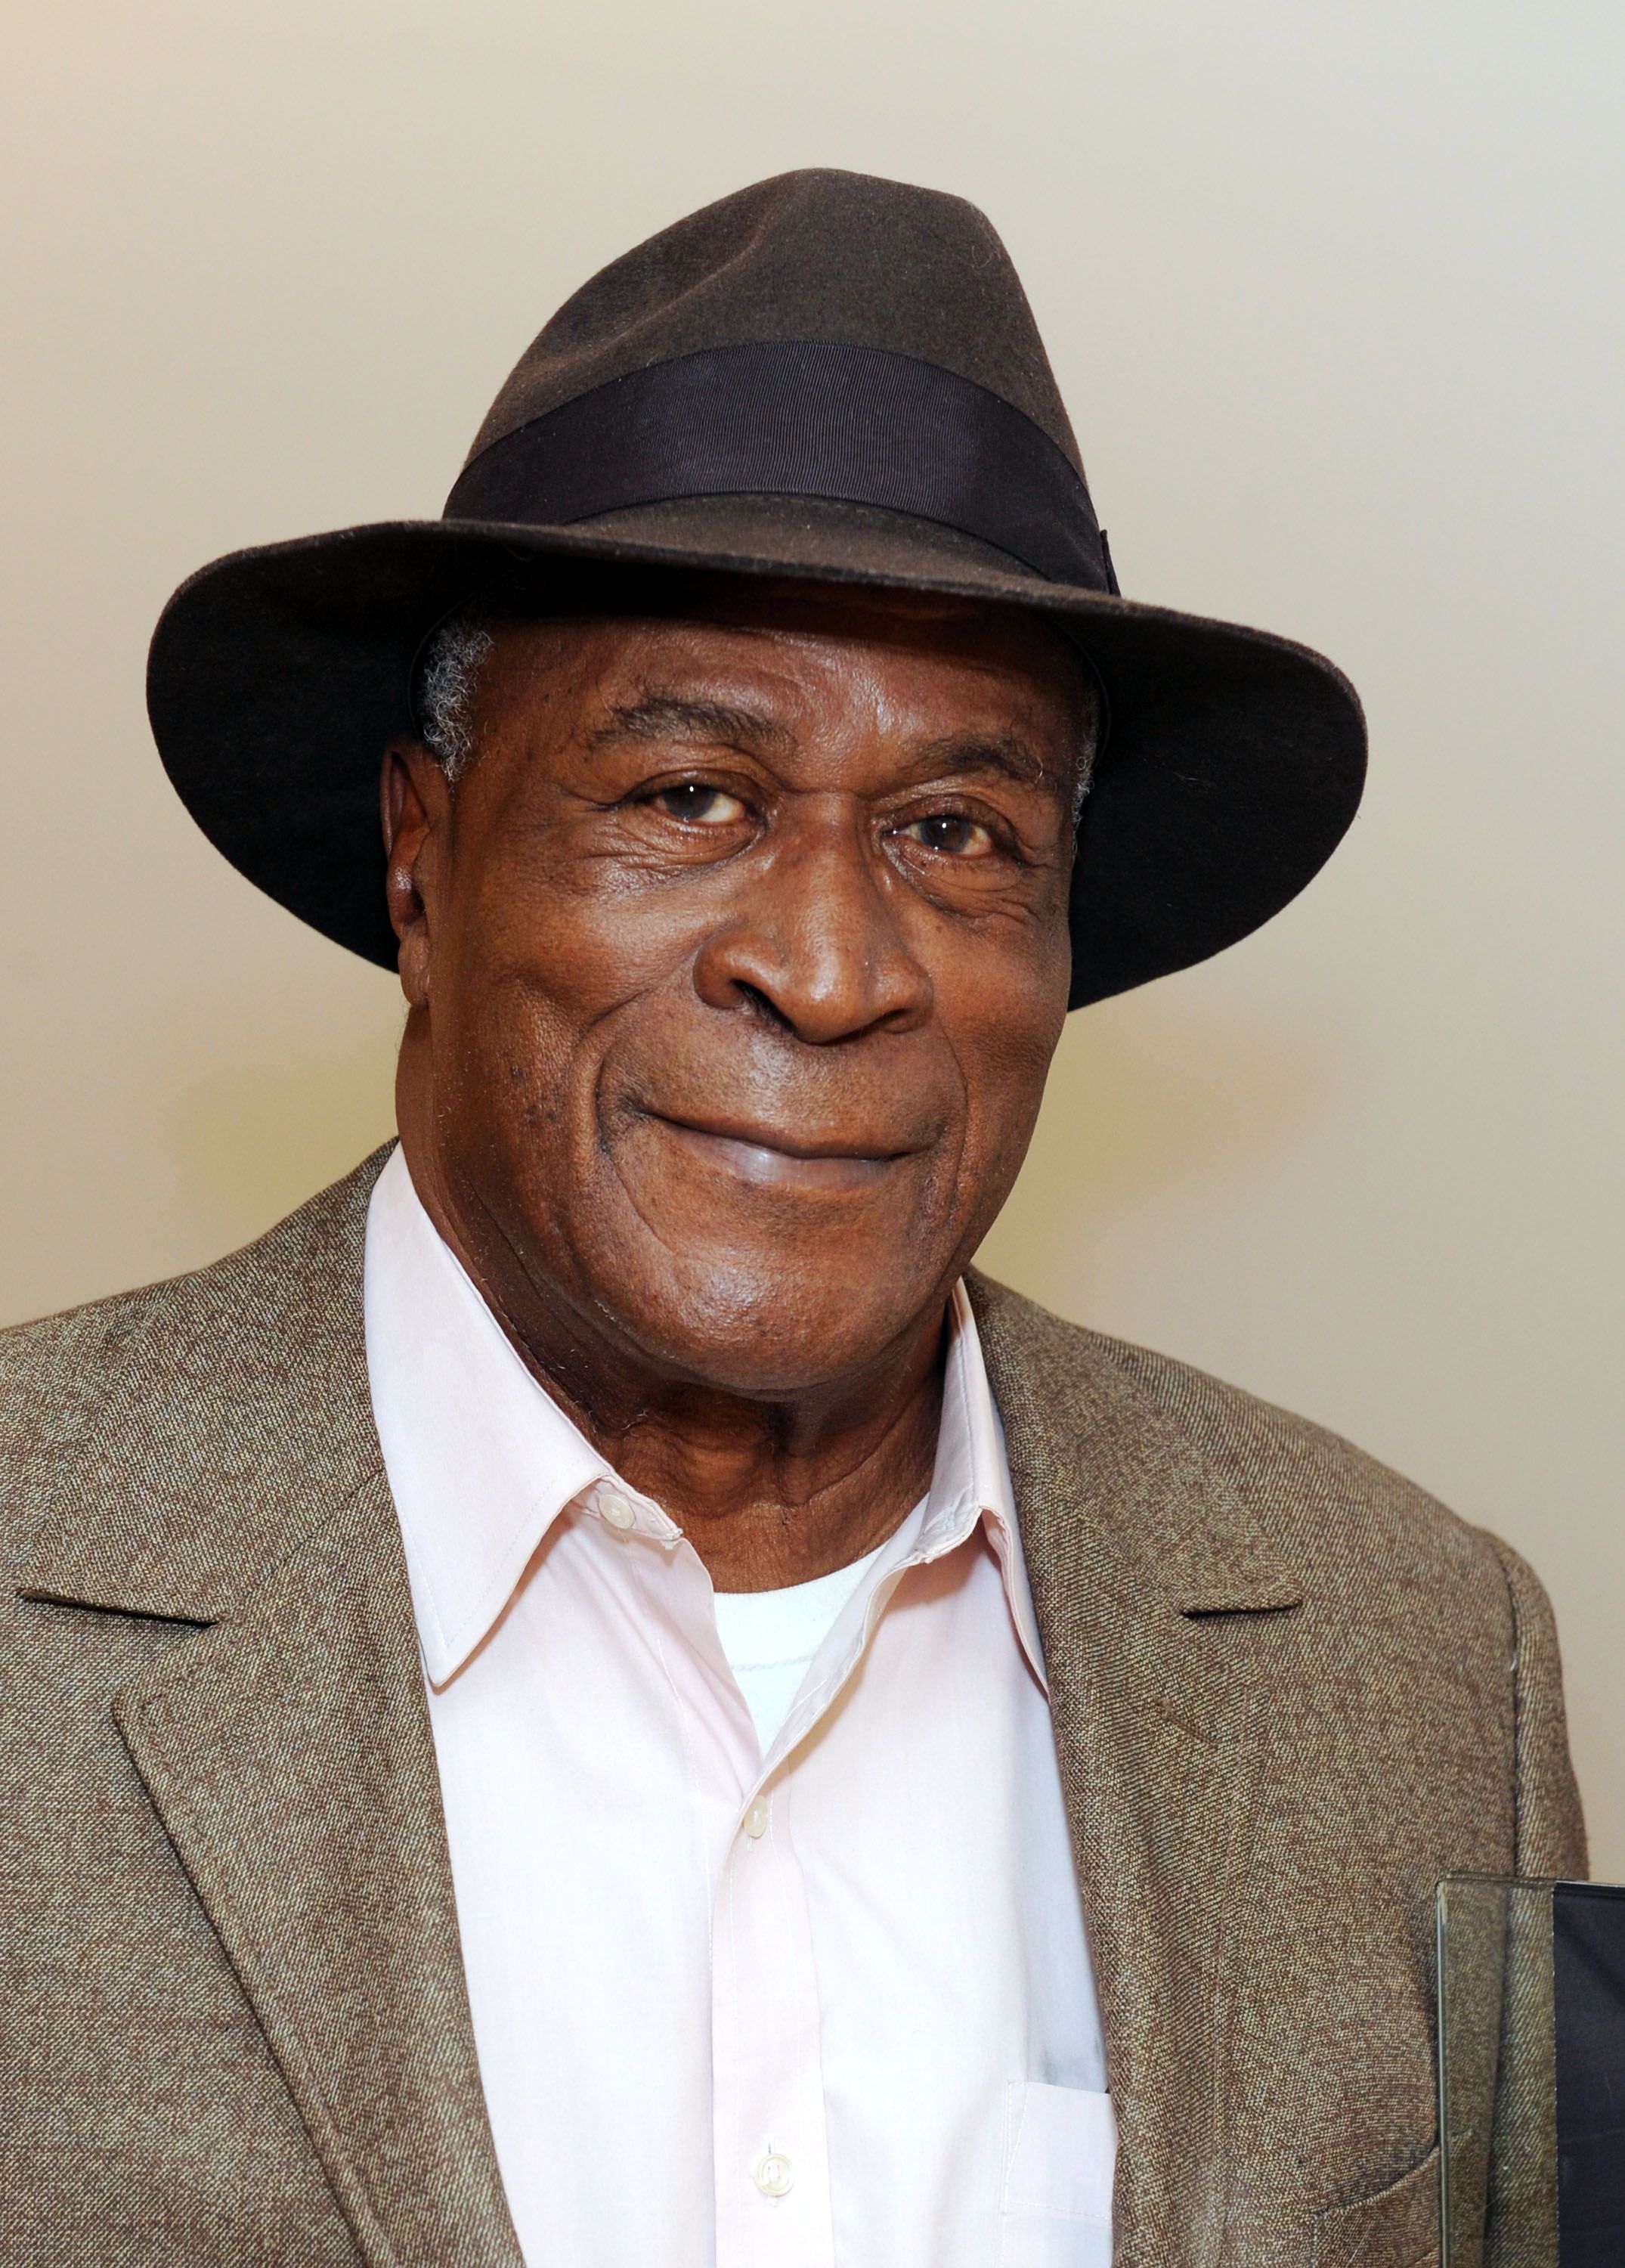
[1067,674,1100,823]
[414,610,495,781]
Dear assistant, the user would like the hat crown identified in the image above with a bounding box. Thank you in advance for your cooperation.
[465,169,1084,476]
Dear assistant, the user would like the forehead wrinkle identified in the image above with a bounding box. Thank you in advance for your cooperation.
[585,689,795,757]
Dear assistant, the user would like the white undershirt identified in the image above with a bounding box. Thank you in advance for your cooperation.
[712,1541,889,1751]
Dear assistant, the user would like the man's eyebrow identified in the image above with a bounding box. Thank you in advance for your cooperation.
[907,732,1056,795]
[586,693,794,754]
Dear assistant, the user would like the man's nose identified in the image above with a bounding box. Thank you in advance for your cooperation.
[690,802,933,1044]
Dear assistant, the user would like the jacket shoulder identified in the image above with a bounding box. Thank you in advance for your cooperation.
[967,1271,1505,1602]
[0,1147,392,1569]
[971,1272,1586,1864]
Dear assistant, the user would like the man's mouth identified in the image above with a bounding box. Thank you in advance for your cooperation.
[647,1113,918,1193]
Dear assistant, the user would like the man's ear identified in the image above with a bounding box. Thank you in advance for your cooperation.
[381,740,453,1010]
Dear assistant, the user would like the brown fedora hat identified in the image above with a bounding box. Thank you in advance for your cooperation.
[147,168,1364,1009]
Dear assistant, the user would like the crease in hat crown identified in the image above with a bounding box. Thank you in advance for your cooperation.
[458,169,1088,493]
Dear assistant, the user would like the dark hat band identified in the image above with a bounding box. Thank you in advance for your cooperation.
[444,339,1117,592]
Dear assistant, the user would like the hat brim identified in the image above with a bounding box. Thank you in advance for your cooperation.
[147,506,1365,1009]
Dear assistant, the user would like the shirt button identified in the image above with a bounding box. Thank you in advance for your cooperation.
[754,2149,794,2198]
[743,1800,769,1839]
[599,1490,636,1531]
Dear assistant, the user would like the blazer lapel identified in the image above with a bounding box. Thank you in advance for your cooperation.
[18,1151,521,2268]
[113,1464,520,2268]
[970,1273,1303,2268]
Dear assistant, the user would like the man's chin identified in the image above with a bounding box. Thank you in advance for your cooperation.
[595,1242,946,1399]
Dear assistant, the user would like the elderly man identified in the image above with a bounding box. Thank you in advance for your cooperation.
[0,172,1583,2267]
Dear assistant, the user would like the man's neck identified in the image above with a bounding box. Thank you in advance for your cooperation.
[395,1120,946,1593]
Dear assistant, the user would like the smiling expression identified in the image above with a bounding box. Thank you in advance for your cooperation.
[386,575,1092,1402]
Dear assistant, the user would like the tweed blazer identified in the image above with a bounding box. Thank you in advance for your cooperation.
[1,1148,1585,2268]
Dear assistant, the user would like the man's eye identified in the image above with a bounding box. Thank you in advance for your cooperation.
[900,813,995,857]
[652,783,748,826]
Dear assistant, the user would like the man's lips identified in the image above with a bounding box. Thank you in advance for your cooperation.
[645,1113,922,1193]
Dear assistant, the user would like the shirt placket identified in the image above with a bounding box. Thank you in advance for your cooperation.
[711,1510,1001,2268]
[588,1477,836,2266]
[713,1768,836,2268]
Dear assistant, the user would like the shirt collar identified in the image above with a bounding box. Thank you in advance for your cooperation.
[364,1145,1043,1688]
[364,1147,671,1684]
[921,1278,1046,1684]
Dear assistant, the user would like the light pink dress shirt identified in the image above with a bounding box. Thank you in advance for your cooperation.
[364,1146,1114,2268]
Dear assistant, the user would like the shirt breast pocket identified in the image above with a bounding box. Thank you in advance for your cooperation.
[998,2081,1116,2268]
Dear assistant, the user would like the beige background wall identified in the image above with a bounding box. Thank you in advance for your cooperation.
[4,0,1620,1869]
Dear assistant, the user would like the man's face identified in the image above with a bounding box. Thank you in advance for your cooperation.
[387,579,1088,1398]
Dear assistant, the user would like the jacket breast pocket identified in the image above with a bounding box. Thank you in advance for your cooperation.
[998,2081,1116,2268]
[1312,2146,1439,2268]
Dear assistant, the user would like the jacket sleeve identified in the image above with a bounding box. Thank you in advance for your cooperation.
[1481,1532,1588,1880]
